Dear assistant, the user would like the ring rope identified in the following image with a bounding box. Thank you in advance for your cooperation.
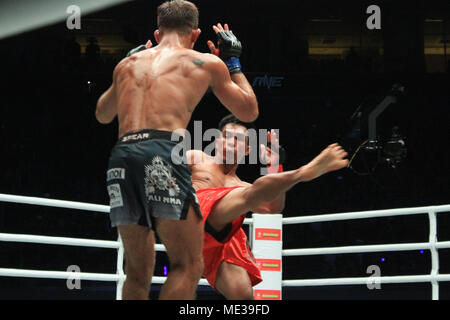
[1,193,449,300]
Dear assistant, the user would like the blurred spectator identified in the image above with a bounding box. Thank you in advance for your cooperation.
[86,37,101,73]
[63,36,81,72]
[345,47,361,72]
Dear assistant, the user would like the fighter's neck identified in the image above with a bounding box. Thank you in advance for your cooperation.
[220,163,239,176]
[158,33,191,49]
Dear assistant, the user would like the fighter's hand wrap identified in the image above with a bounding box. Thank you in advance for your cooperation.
[268,143,286,164]
[264,144,287,174]
[267,164,284,174]
[217,30,242,74]
[126,44,147,57]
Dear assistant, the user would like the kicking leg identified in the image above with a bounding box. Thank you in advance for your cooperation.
[208,143,349,230]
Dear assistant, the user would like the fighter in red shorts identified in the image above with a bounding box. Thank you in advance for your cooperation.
[187,114,349,299]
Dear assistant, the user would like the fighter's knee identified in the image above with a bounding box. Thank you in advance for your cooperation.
[192,261,204,281]
[222,283,254,300]
[172,256,204,279]
[124,270,152,289]
[243,289,254,300]
[237,291,254,300]
[124,263,153,288]
[187,257,204,279]
[233,284,254,300]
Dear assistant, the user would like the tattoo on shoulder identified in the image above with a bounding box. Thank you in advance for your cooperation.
[193,58,205,66]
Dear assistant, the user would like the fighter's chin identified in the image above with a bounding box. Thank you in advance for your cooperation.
[222,154,238,165]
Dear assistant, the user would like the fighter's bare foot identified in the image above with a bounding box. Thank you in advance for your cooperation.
[300,143,349,181]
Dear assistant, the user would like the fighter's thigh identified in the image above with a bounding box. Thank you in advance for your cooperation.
[154,204,203,265]
[207,187,252,229]
[215,261,253,299]
[118,224,155,277]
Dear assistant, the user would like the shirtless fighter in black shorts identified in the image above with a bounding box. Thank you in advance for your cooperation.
[96,0,258,299]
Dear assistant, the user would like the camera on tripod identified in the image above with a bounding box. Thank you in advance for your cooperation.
[348,84,407,173]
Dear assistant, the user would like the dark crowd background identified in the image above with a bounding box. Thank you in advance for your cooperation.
[0,0,449,300]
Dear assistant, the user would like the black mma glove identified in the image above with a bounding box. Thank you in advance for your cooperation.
[216,30,242,74]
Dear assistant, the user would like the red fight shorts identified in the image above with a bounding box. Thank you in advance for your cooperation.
[196,186,262,291]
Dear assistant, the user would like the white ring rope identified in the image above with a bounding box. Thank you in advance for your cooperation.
[1,192,449,300]
[283,241,450,256]
[0,193,110,213]
[282,274,450,287]
[0,233,120,249]
[281,204,450,300]
[0,233,167,252]
[0,268,210,286]
[282,205,450,224]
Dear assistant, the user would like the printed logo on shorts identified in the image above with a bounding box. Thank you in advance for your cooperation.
[121,132,149,142]
[107,168,125,181]
[144,156,181,198]
[107,183,123,208]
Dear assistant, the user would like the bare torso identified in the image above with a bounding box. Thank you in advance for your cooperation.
[188,151,250,191]
[114,45,216,137]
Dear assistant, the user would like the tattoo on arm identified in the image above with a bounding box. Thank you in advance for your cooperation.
[193,58,205,66]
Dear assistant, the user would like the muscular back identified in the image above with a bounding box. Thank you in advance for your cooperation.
[113,46,215,137]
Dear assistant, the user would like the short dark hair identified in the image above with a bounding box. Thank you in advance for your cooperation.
[218,114,256,132]
[157,0,199,35]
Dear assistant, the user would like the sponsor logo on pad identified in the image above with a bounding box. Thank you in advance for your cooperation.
[255,228,281,241]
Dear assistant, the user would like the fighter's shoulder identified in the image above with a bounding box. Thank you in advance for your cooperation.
[112,57,129,81]
[114,51,144,72]
[198,52,222,62]
[184,50,223,67]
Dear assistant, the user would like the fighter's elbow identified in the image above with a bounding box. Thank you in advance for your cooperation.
[247,98,259,122]
[270,202,285,213]
[95,107,111,124]
[248,107,259,122]
[237,101,259,123]
[268,197,285,213]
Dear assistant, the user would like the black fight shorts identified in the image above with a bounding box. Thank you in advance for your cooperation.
[106,129,202,229]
